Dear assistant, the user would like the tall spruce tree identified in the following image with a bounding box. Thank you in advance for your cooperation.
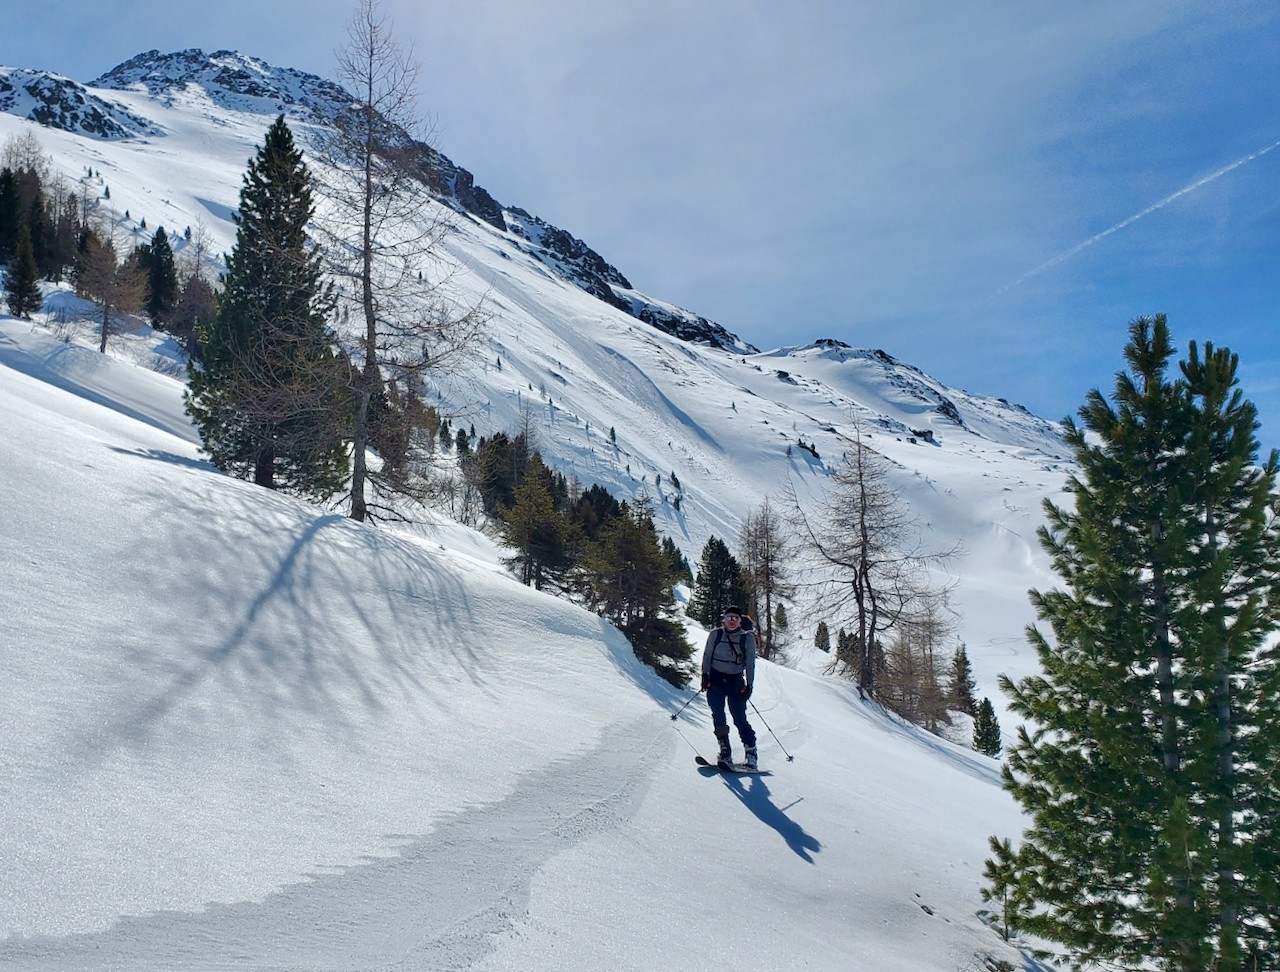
[24,182,53,280]
[814,620,831,653]
[686,536,747,627]
[585,499,692,685]
[951,643,978,716]
[141,226,178,327]
[186,116,349,498]
[995,316,1280,970]
[661,536,694,587]
[500,453,579,592]
[972,698,1001,757]
[0,167,19,263]
[4,223,41,318]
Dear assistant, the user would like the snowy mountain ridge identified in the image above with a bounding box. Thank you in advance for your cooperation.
[91,48,355,117]
[0,66,161,140]
[2,49,749,353]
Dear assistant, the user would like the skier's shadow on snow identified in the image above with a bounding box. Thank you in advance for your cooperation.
[701,768,821,862]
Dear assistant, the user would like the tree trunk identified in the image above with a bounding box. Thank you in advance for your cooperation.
[254,440,275,489]
[350,380,371,522]
[1206,506,1240,962]
[348,144,377,523]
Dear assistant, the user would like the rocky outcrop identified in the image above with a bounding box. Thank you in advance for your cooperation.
[0,69,159,139]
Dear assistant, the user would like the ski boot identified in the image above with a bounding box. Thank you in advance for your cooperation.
[715,727,734,769]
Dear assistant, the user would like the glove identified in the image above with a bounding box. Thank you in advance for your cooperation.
[740,683,753,700]
[701,674,710,692]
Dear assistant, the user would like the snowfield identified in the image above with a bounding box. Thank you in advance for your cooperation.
[1,317,1046,970]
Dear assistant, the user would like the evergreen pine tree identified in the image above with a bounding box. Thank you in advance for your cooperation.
[569,483,624,542]
[814,620,831,653]
[4,223,42,318]
[0,167,19,263]
[585,499,692,684]
[500,453,579,592]
[185,116,349,498]
[997,316,1280,970]
[979,836,1031,941]
[836,627,854,662]
[686,536,747,627]
[972,697,1001,757]
[661,536,694,587]
[951,642,978,715]
[142,226,178,327]
[465,431,530,515]
[24,186,54,280]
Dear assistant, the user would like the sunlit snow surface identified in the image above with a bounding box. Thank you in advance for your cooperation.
[0,65,1068,969]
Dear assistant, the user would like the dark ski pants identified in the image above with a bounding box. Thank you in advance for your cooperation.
[707,673,756,748]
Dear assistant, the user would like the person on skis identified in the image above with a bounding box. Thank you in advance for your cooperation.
[701,606,758,769]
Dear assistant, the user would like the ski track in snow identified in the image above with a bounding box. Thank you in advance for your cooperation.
[0,712,672,972]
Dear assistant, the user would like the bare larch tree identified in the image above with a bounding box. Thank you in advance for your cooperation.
[319,0,487,522]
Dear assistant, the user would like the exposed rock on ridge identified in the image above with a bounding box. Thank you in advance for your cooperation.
[0,68,160,140]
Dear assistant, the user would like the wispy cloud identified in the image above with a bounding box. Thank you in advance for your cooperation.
[995,138,1280,296]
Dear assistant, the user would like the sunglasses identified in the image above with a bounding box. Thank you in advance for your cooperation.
[723,615,740,621]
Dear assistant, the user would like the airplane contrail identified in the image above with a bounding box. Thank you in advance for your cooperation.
[995,137,1280,295]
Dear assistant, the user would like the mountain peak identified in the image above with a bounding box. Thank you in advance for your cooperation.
[92,48,265,88]
[91,48,353,124]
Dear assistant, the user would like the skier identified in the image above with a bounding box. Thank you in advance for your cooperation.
[701,606,758,769]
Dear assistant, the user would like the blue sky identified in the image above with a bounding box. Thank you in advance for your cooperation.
[7,0,1280,449]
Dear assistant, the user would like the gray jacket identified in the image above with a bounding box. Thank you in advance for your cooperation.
[702,627,756,686]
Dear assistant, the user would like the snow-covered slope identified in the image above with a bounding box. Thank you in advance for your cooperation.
[0,43,1074,725]
[0,50,1074,968]
[0,316,1041,970]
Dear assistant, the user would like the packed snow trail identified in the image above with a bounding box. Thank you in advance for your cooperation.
[0,712,672,971]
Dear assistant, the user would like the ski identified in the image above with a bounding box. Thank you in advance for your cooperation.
[696,755,768,774]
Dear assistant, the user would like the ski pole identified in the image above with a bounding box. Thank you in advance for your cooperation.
[669,688,703,721]
[750,699,795,761]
